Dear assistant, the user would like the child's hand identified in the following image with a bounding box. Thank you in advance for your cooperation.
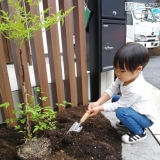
[88,102,97,110]
[88,106,100,116]
[88,103,104,117]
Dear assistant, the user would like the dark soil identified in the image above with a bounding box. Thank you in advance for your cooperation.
[0,105,122,160]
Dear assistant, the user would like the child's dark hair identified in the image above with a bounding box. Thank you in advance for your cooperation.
[113,42,149,72]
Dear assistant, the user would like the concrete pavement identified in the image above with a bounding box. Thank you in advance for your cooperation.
[143,56,160,90]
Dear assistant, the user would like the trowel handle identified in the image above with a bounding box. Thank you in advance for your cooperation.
[80,111,89,123]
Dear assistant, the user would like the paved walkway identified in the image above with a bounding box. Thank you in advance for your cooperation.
[148,83,160,143]
[143,56,160,90]
[143,56,160,143]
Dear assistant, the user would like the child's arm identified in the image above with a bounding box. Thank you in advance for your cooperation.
[88,79,120,116]
[96,92,111,105]
[105,78,120,98]
[88,92,110,111]
[88,92,110,116]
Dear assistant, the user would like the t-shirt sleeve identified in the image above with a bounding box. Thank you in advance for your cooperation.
[103,91,141,112]
[105,78,120,98]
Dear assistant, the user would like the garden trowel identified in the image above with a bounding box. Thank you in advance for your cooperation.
[67,111,89,133]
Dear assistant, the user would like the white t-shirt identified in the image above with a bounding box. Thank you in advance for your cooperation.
[103,73,157,122]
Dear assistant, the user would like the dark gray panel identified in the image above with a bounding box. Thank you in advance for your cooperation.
[101,20,126,72]
[101,0,125,19]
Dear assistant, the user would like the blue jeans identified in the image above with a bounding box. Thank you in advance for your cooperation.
[112,95,153,134]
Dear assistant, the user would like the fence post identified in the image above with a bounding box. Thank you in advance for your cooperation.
[59,0,77,106]
[43,0,65,111]
[73,0,88,105]
[0,34,16,127]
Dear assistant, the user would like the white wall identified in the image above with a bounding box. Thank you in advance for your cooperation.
[39,0,63,54]
[101,70,114,95]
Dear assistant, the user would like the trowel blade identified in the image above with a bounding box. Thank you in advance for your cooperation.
[67,122,83,133]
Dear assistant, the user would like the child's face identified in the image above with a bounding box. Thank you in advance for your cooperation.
[115,66,142,85]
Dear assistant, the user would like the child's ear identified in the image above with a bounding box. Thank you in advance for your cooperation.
[137,66,142,72]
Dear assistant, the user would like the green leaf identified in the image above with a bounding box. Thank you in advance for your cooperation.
[26,108,37,115]
[5,119,10,123]
[9,118,15,123]
[30,96,35,103]
[0,102,10,108]
[63,101,74,106]
[34,87,41,92]
[12,110,17,114]
[33,126,39,133]
[56,103,65,107]
[19,118,26,124]
[16,103,24,108]
[39,97,48,101]
[14,125,20,130]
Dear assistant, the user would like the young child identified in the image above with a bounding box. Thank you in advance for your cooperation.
[88,42,157,144]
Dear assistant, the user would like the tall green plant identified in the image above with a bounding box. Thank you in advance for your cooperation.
[0,0,73,47]
[1,87,57,142]
[0,88,74,143]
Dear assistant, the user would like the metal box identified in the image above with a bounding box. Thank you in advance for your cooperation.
[87,0,126,100]
[101,19,126,71]
[101,0,125,19]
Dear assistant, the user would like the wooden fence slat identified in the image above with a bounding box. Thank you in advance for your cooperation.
[5,1,33,104]
[73,0,88,105]
[1,34,12,63]
[59,0,77,105]
[43,0,65,111]
[26,1,50,107]
[0,34,16,127]
[0,2,13,63]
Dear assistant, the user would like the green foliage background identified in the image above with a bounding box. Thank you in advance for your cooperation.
[0,0,74,47]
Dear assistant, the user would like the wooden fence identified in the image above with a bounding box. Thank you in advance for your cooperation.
[0,0,88,126]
